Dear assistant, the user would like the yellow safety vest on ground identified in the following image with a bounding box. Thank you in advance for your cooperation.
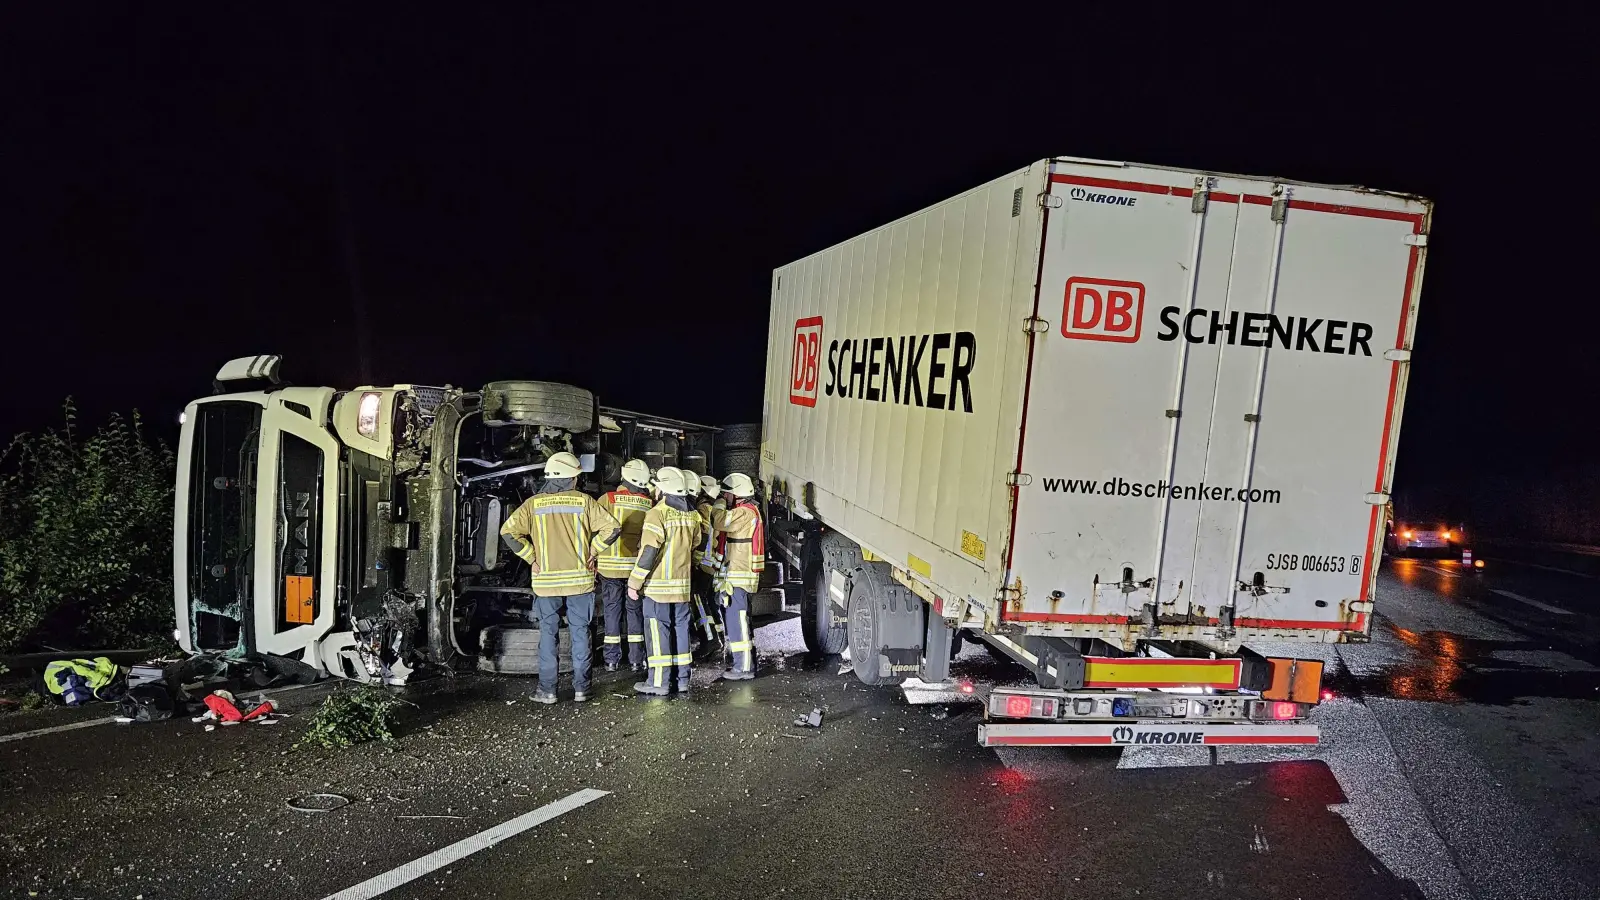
[628,503,703,602]
[597,488,653,579]
[501,490,621,597]
[715,501,766,592]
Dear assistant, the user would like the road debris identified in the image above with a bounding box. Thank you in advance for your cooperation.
[792,708,823,728]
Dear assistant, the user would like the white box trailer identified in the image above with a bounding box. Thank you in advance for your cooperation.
[760,156,1431,747]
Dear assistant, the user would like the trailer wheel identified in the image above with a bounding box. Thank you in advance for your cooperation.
[481,381,596,432]
[717,422,762,450]
[845,562,909,687]
[800,533,855,655]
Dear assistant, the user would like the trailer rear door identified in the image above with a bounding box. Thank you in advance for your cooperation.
[1006,163,1427,641]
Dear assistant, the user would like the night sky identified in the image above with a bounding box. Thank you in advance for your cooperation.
[3,8,1593,535]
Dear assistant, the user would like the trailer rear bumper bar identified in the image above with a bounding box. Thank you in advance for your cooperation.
[978,721,1319,748]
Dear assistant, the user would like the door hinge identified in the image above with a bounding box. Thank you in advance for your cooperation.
[1383,348,1412,362]
[1165,409,1181,418]
[1364,492,1391,505]
[1243,413,1260,423]
[1270,186,1292,224]
[1191,176,1214,214]
[1007,473,1033,487]
[1403,233,1429,247]
[1023,316,1050,334]
[1039,193,1063,209]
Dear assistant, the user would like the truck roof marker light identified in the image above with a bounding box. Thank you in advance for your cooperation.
[357,392,382,437]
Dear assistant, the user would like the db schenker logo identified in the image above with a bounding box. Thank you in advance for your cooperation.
[1063,277,1145,343]
[789,316,824,407]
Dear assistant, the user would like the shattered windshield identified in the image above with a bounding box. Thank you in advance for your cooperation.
[186,401,261,652]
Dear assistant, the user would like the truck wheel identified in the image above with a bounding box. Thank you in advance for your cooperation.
[800,533,856,655]
[845,561,908,687]
[717,422,762,450]
[481,381,596,432]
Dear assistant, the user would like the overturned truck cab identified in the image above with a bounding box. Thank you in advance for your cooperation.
[174,354,718,683]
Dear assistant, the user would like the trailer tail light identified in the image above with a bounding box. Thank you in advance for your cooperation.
[989,693,1059,720]
[1251,700,1304,721]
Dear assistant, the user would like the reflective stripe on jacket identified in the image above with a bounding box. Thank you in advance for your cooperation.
[501,490,621,597]
[715,501,765,591]
[597,488,653,579]
[628,503,704,602]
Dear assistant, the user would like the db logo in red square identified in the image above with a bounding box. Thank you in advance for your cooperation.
[789,316,824,407]
[1062,277,1145,343]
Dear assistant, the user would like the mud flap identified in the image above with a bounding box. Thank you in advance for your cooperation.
[865,564,925,682]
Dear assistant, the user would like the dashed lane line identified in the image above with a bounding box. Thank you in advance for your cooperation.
[1491,589,1574,616]
[319,788,611,900]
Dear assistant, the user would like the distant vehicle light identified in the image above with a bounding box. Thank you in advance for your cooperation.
[1441,531,1453,541]
[1402,530,1414,539]
[1270,701,1299,720]
[357,392,382,437]
[1474,559,1485,568]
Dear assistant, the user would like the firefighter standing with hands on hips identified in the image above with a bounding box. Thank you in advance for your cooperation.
[628,467,705,697]
[596,459,654,673]
[499,451,622,704]
[711,472,764,680]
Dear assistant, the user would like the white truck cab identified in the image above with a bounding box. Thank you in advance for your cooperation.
[173,355,718,683]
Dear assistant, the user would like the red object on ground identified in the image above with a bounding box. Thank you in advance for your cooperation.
[204,693,244,721]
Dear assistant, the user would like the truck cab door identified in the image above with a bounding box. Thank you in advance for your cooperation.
[252,390,341,657]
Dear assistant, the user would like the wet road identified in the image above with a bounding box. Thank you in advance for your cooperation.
[1,556,1596,900]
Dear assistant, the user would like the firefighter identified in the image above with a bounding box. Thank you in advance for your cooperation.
[500,451,623,704]
[714,472,764,680]
[597,459,654,672]
[694,474,728,657]
[628,466,704,697]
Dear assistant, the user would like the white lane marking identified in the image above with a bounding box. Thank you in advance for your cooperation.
[319,788,610,900]
[1416,564,1459,579]
[0,680,328,745]
[1489,558,1598,581]
[1491,589,1574,616]
[0,717,116,744]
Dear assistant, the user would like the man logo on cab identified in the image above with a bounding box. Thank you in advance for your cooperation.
[790,317,823,407]
[1062,277,1145,343]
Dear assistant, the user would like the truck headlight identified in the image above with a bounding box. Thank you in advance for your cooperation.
[357,392,382,437]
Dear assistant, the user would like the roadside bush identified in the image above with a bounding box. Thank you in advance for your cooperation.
[0,401,175,652]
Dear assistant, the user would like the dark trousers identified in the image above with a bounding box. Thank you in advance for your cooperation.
[599,576,644,666]
[691,570,721,642]
[724,587,755,674]
[532,592,594,694]
[643,597,692,691]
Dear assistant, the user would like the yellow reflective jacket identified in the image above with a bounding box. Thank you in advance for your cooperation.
[596,487,654,579]
[714,501,766,591]
[500,490,622,597]
[628,502,704,602]
[694,499,725,573]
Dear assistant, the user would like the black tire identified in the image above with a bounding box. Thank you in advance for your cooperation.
[846,562,905,687]
[717,423,762,450]
[800,533,857,655]
[717,449,760,480]
[481,381,596,431]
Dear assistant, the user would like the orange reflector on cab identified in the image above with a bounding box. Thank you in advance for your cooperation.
[1263,657,1324,704]
[284,575,315,625]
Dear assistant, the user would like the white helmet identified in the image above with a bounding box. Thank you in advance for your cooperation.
[544,451,582,480]
[699,475,721,497]
[620,458,651,490]
[653,465,688,496]
[722,472,756,499]
[683,473,703,497]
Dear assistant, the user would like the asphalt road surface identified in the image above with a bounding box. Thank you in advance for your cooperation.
[2,555,1596,900]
